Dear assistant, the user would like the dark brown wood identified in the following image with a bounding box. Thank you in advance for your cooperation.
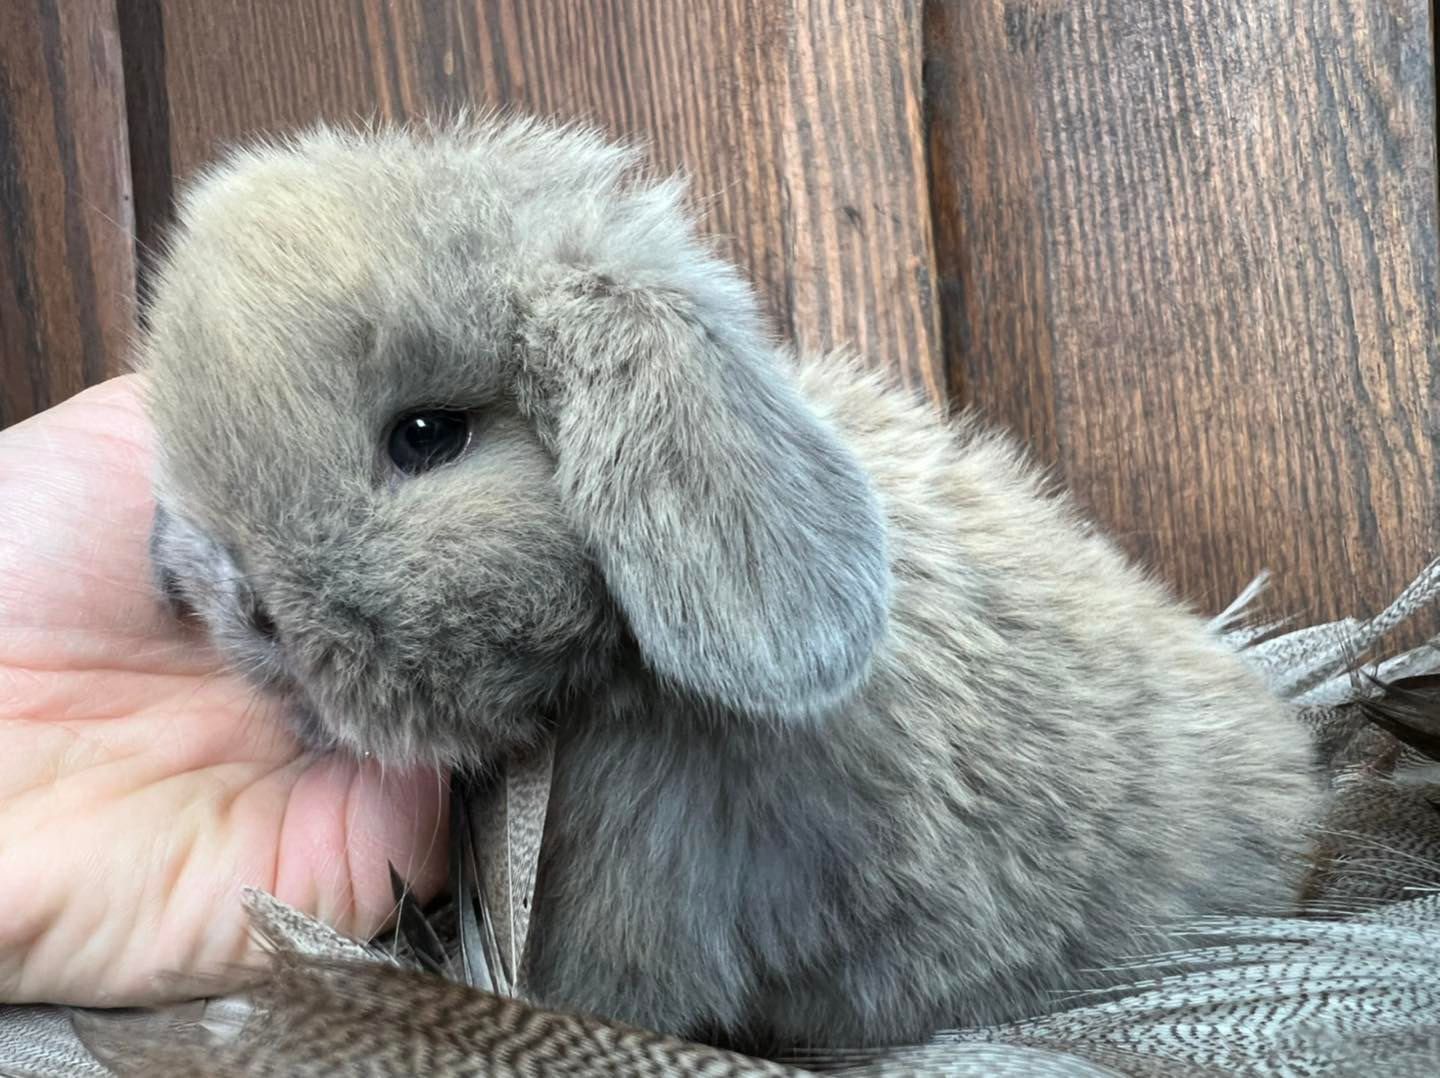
[924,0,1060,461]
[117,0,174,268]
[928,0,1440,627]
[0,0,136,427]
[126,0,944,400]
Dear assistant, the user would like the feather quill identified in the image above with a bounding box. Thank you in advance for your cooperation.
[448,742,553,997]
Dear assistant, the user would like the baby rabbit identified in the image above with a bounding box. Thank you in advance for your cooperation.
[143,117,1320,1050]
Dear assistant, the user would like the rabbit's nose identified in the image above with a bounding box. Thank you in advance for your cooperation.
[249,597,280,642]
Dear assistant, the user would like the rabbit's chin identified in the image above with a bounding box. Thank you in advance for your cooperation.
[278,688,345,755]
[255,670,374,761]
[264,671,513,770]
[272,685,420,764]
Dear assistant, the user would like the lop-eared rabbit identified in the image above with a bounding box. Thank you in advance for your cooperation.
[145,118,1319,1049]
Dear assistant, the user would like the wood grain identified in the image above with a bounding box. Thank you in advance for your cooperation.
[0,0,136,427]
[928,0,1440,627]
[124,0,943,399]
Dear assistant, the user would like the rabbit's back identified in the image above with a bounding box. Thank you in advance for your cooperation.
[789,353,1319,1031]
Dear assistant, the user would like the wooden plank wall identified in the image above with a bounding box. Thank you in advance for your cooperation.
[0,0,135,424]
[2,0,1437,629]
[927,1,1440,631]
[122,0,944,396]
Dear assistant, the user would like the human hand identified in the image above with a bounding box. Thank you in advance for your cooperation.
[0,376,447,1006]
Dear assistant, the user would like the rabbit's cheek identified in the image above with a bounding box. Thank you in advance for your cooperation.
[148,503,224,612]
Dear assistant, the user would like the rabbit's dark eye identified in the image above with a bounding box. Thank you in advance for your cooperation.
[387,410,471,475]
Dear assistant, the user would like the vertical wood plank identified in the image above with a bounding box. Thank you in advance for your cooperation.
[123,0,943,400]
[117,0,174,266]
[0,0,136,427]
[929,0,1440,625]
[924,0,1059,460]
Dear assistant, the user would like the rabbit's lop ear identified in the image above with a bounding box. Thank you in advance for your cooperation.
[522,262,891,721]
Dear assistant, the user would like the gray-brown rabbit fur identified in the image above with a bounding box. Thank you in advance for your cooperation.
[143,116,1321,1050]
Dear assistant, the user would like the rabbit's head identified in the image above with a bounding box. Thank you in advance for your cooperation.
[143,119,890,767]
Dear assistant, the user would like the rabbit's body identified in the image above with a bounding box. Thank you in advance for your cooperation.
[143,118,1319,1050]
[531,356,1318,1045]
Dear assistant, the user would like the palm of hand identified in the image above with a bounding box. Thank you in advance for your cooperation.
[0,376,446,1006]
